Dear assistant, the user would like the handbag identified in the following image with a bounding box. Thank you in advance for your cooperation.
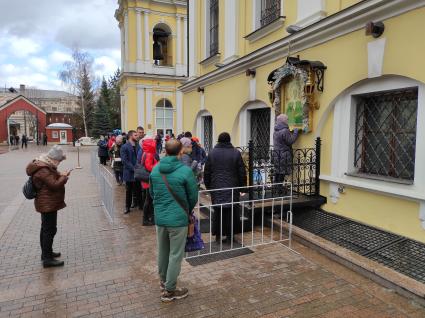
[134,155,150,182]
[23,177,37,200]
[185,213,205,252]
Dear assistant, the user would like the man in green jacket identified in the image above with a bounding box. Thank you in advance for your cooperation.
[150,139,198,302]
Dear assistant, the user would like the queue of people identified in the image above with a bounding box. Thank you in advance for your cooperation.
[31,118,297,302]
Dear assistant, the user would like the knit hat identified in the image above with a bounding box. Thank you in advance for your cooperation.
[47,145,66,161]
[180,137,192,148]
[276,114,288,124]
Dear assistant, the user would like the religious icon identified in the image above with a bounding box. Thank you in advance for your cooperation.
[283,76,305,130]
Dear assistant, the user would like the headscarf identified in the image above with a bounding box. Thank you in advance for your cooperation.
[276,114,288,124]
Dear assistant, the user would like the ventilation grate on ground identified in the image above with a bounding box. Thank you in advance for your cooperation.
[292,209,346,234]
[317,221,401,255]
[294,208,425,284]
[368,239,425,283]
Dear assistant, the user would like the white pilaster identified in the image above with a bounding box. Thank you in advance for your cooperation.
[200,93,205,110]
[120,95,125,131]
[124,12,129,63]
[124,92,129,132]
[368,38,386,78]
[249,77,256,101]
[120,25,125,70]
[224,0,238,62]
[146,88,153,130]
[136,10,143,61]
[183,17,188,75]
[137,88,145,127]
[176,90,183,132]
[143,10,150,68]
[203,0,210,59]
[296,0,326,27]
[176,16,182,65]
[189,0,197,78]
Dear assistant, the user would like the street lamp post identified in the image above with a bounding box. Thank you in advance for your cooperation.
[75,141,82,169]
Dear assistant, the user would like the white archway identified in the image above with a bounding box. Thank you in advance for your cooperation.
[235,100,274,147]
[194,109,215,152]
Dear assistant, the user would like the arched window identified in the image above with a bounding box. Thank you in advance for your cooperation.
[155,98,173,136]
[153,24,172,66]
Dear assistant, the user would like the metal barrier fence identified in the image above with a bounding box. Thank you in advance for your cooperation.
[90,151,117,227]
[186,182,293,259]
[238,137,321,197]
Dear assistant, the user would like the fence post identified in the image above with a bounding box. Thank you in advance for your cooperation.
[315,137,321,196]
[248,140,254,201]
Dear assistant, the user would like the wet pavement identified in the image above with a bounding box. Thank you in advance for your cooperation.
[0,145,424,317]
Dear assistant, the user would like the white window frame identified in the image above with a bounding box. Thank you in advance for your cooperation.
[155,99,174,136]
[246,0,285,43]
[239,101,274,147]
[321,76,425,202]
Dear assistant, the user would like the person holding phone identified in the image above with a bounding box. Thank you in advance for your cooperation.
[26,145,70,268]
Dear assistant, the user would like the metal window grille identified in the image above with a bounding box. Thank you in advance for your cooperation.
[250,108,271,147]
[209,0,219,56]
[261,0,281,27]
[354,88,418,181]
[203,115,213,153]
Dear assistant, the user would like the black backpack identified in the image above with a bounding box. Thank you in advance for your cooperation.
[23,177,37,200]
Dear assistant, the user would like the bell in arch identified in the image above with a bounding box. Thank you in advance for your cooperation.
[153,39,164,61]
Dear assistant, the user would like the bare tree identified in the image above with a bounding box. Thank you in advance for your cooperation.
[58,48,96,137]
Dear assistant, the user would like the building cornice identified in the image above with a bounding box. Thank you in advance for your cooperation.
[121,72,187,82]
[180,0,425,93]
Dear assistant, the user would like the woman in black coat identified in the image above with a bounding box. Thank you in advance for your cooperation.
[204,132,246,243]
[97,136,109,165]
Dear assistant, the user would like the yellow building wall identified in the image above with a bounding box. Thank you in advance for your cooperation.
[118,0,186,134]
[198,0,365,76]
[182,7,425,242]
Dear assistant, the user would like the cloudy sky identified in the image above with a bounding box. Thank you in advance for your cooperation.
[0,0,120,91]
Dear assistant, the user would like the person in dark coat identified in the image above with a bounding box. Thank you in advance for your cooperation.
[190,137,207,165]
[97,136,109,165]
[204,132,247,243]
[272,114,299,183]
[120,130,138,214]
[21,134,28,149]
[43,134,48,146]
[110,135,124,185]
[26,145,70,268]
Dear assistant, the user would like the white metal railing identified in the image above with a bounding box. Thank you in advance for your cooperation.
[90,151,120,229]
[186,182,293,259]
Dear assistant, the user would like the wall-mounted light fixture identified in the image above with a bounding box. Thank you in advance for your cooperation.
[197,87,204,93]
[365,21,385,38]
[294,60,327,92]
[246,69,256,77]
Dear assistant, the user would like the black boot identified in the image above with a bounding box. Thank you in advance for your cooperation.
[124,208,131,214]
[41,252,61,260]
[43,259,64,268]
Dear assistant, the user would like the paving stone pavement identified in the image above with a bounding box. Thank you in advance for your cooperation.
[0,146,425,318]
